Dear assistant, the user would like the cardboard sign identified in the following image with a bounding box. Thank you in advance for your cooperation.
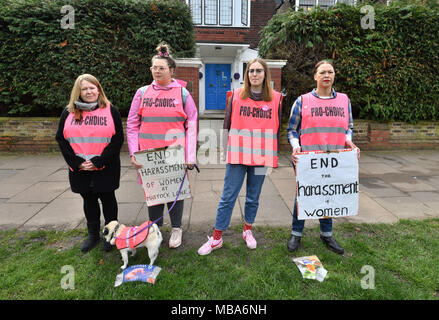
[296,149,359,220]
[134,146,191,206]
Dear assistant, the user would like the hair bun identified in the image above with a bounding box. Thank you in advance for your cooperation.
[151,42,177,70]
[156,42,171,57]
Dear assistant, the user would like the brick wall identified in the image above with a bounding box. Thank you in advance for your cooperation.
[0,118,61,152]
[195,28,247,44]
[174,67,199,109]
[2,118,439,153]
[269,67,282,92]
[279,120,439,152]
[246,0,277,48]
[0,117,128,153]
[195,0,277,48]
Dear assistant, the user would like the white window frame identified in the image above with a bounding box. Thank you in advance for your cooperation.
[204,0,218,25]
[189,0,202,25]
[219,0,233,26]
[241,0,248,26]
[187,0,249,27]
[293,0,359,11]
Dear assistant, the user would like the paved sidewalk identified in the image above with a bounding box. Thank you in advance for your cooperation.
[1,150,439,232]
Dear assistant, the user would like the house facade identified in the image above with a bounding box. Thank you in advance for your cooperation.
[176,0,287,120]
[176,0,366,118]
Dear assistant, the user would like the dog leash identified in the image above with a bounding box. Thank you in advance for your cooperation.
[115,164,199,241]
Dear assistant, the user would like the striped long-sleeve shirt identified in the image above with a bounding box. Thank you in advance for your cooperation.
[286,88,353,150]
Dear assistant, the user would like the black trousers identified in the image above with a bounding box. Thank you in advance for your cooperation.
[148,200,184,228]
[80,191,118,226]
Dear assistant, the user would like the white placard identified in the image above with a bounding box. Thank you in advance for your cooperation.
[134,146,191,206]
[296,149,359,220]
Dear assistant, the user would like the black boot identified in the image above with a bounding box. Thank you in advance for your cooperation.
[287,235,301,252]
[102,239,113,252]
[81,222,100,253]
[320,235,344,254]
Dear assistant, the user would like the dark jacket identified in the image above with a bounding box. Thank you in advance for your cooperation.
[55,104,124,193]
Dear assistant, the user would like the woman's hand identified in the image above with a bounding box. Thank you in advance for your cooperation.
[345,140,360,160]
[131,155,143,169]
[220,151,226,162]
[292,146,301,166]
[186,163,195,170]
[79,160,96,171]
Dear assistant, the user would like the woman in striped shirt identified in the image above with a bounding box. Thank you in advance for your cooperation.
[286,60,360,255]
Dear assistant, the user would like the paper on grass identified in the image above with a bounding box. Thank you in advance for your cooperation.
[293,255,328,282]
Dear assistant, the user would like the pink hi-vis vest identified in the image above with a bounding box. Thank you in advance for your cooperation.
[300,92,349,152]
[138,85,187,151]
[63,103,115,165]
[115,221,151,250]
[227,89,282,168]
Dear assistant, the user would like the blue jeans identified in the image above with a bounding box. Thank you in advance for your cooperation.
[214,164,267,231]
[291,197,332,237]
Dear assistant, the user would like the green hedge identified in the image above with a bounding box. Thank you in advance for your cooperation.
[259,2,439,123]
[0,0,195,117]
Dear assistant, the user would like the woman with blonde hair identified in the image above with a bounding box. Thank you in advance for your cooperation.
[198,58,283,255]
[56,74,124,252]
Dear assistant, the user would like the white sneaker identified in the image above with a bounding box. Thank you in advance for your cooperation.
[197,236,223,255]
[243,230,257,249]
[169,227,182,248]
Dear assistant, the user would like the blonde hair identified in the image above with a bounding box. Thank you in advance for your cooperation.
[67,74,110,120]
[241,58,273,102]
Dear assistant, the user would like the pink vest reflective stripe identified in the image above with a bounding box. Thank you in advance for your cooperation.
[115,221,151,250]
[300,92,349,152]
[227,89,281,167]
[63,103,115,163]
[138,85,187,151]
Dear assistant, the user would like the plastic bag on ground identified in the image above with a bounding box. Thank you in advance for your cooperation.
[114,264,162,287]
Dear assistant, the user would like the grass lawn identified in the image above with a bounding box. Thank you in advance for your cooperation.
[1,218,438,300]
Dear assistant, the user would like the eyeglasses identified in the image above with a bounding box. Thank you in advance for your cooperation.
[150,66,168,72]
[318,70,334,75]
[248,68,264,74]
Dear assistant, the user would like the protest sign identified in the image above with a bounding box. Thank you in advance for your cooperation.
[296,149,358,220]
[134,146,191,206]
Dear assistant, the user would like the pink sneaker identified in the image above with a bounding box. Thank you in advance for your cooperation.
[198,236,223,255]
[243,230,257,249]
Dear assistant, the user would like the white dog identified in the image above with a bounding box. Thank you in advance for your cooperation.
[103,220,163,270]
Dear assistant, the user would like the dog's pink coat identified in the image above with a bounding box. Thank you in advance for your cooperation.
[115,221,151,250]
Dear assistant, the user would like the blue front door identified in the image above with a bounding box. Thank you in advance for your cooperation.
[205,64,231,110]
